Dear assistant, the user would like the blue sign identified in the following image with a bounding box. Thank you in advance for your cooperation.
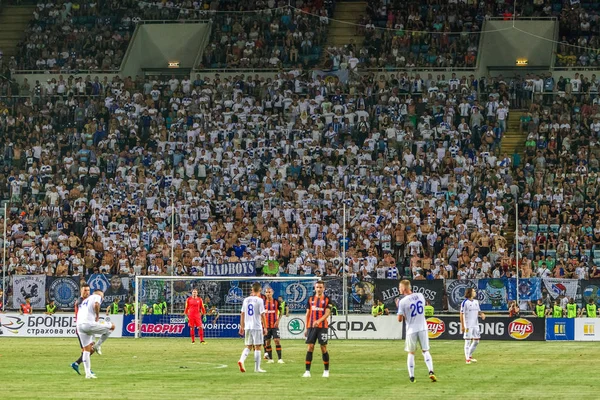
[546,318,575,341]
[122,314,241,338]
[47,277,80,309]
[205,261,256,276]
[507,278,542,301]
[87,274,111,292]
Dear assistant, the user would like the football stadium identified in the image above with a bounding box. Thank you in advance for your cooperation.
[1,0,600,399]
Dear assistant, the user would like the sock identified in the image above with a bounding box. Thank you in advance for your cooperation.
[199,327,204,342]
[95,330,113,348]
[464,341,471,360]
[407,353,415,378]
[240,347,250,363]
[469,340,479,358]
[423,351,434,373]
[190,328,195,342]
[305,351,313,371]
[322,351,329,371]
[82,351,91,376]
[76,353,83,365]
[276,345,282,360]
[265,345,272,359]
[254,350,261,371]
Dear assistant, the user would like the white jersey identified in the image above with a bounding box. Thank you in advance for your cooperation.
[460,299,481,328]
[241,295,265,330]
[76,294,102,325]
[397,292,427,335]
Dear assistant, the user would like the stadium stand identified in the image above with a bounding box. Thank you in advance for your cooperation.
[517,75,600,280]
[341,0,488,70]
[13,0,335,72]
[1,0,600,312]
[200,0,334,69]
[0,68,518,282]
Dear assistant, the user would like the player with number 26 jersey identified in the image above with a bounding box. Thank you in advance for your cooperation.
[396,280,436,383]
[398,292,428,338]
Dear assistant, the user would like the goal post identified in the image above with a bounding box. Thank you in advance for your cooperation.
[133,275,321,339]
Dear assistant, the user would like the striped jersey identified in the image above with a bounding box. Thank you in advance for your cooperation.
[306,295,332,329]
[264,298,280,329]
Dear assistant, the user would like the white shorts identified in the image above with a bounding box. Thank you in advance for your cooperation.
[463,326,481,340]
[77,321,112,347]
[244,329,263,346]
[405,330,430,353]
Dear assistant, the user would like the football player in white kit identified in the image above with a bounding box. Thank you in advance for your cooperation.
[397,280,437,383]
[238,282,267,373]
[76,289,116,379]
[460,287,486,364]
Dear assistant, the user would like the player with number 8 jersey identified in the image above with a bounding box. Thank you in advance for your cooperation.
[238,283,267,373]
[397,280,436,383]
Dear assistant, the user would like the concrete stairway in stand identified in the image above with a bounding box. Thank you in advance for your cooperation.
[320,1,367,65]
[502,110,528,248]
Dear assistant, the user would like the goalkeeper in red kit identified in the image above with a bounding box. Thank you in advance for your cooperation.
[185,289,206,344]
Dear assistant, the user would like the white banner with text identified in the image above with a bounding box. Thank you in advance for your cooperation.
[280,315,402,340]
[0,313,123,338]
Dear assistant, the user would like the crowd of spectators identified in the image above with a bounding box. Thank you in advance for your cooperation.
[200,0,333,69]
[0,68,522,290]
[12,0,600,73]
[17,0,136,72]
[323,0,492,71]
[517,71,600,281]
[553,1,600,68]
[14,0,334,72]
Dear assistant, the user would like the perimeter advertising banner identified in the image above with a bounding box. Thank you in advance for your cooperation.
[425,316,544,341]
[279,315,403,340]
[121,314,241,338]
[545,318,575,341]
[0,313,123,338]
[574,318,600,341]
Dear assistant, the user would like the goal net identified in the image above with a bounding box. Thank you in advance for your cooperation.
[132,276,320,339]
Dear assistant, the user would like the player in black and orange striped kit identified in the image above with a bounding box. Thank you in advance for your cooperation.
[263,287,284,363]
[303,281,332,378]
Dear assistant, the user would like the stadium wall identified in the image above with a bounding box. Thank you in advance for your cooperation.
[478,19,557,75]
[121,22,211,78]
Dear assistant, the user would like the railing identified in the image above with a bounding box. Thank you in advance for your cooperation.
[137,19,210,24]
[362,66,477,73]
[485,17,558,21]
[13,68,121,75]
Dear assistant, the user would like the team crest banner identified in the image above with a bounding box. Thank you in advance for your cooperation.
[13,275,46,309]
[86,274,131,307]
[47,276,80,309]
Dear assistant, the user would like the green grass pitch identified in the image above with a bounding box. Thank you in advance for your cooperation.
[1,338,598,399]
